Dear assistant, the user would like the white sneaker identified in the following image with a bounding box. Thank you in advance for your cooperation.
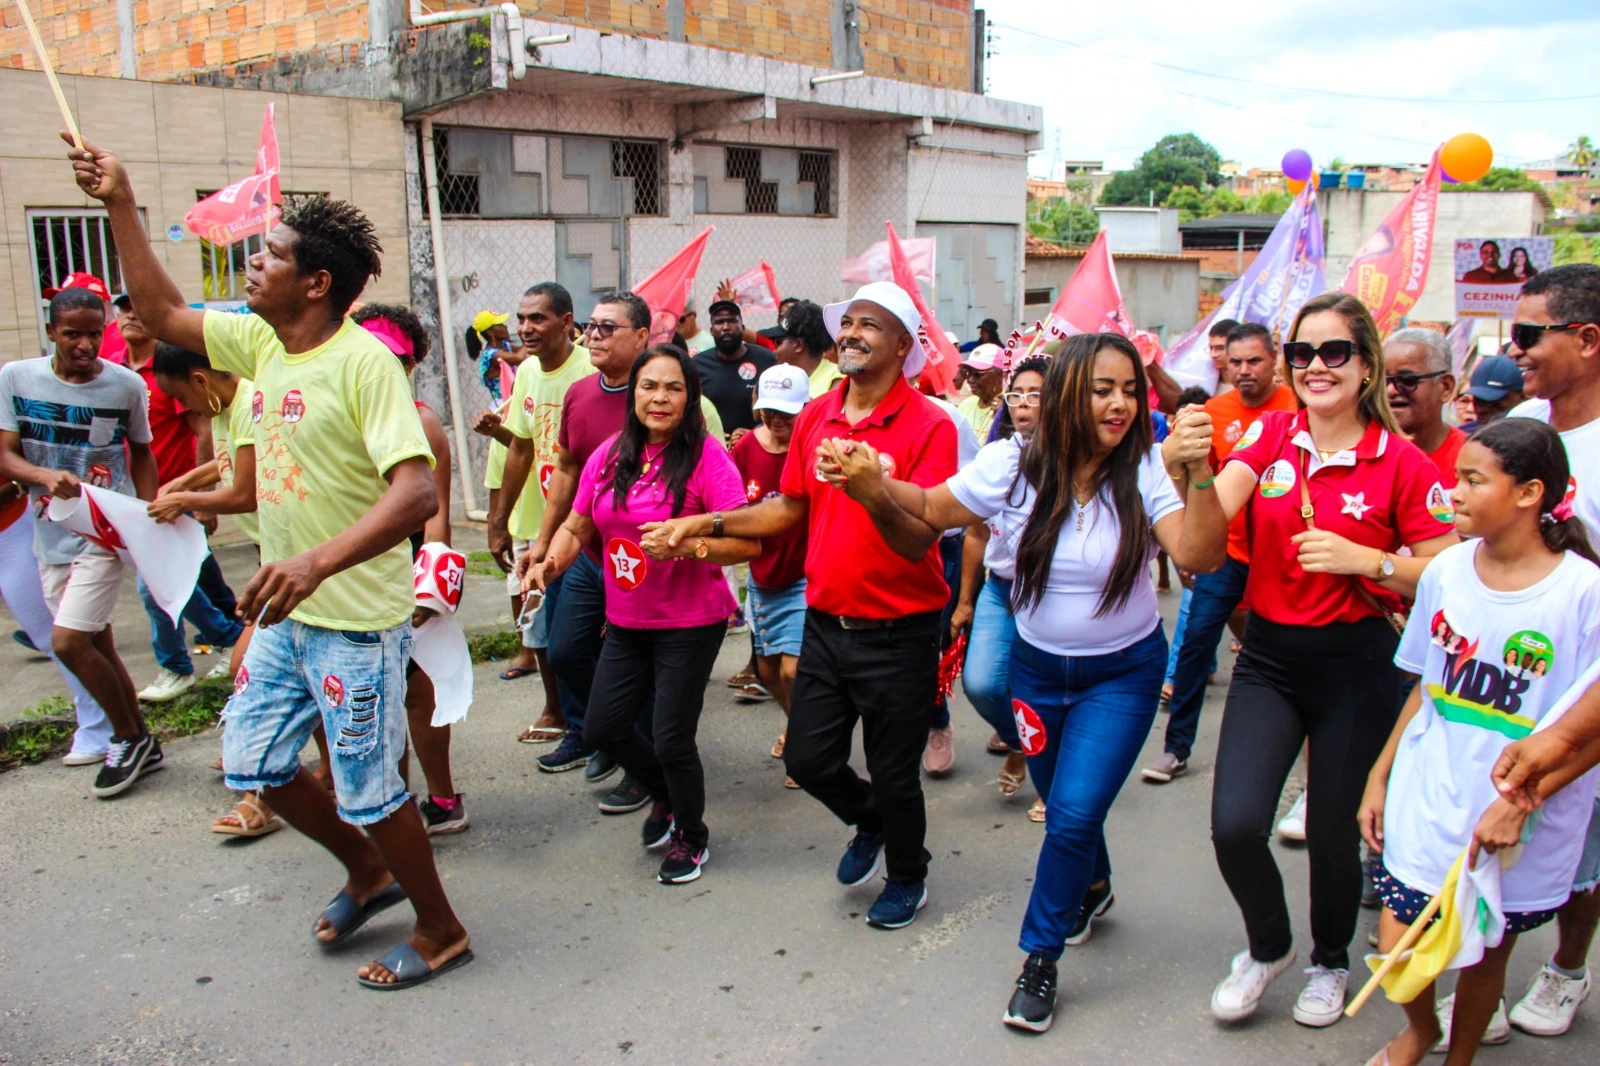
[1211,947,1296,1021]
[1431,993,1510,1052]
[1292,965,1348,1027]
[137,668,195,702]
[61,749,107,766]
[1509,963,1591,1036]
[203,660,233,680]
[1277,791,1307,841]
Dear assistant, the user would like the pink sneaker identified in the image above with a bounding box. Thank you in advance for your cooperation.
[923,726,955,775]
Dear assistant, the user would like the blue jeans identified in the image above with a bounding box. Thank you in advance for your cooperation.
[548,551,606,741]
[963,574,1018,749]
[931,533,963,730]
[222,619,412,825]
[1164,585,1218,687]
[139,554,245,676]
[1163,556,1248,761]
[1011,624,1167,959]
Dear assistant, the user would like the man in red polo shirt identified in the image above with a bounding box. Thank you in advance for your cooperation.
[646,281,957,931]
[1384,328,1463,486]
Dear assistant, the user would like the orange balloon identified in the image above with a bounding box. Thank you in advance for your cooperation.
[1441,133,1493,183]
[1287,177,1307,194]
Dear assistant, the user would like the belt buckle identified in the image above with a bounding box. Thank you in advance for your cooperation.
[838,615,884,630]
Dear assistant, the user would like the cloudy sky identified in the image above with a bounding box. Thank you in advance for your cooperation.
[979,1,1600,177]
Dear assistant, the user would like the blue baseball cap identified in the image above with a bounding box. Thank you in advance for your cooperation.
[1467,354,1524,402]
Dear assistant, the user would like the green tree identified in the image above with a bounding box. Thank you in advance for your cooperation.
[1202,186,1244,216]
[1568,135,1597,169]
[1028,197,1100,246]
[1245,189,1293,215]
[1101,132,1224,207]
[1554,233,1599,266]
[1163,184,1206,221]
[1446,167,1543,193]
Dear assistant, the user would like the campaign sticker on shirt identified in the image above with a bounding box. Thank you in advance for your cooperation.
[878,451,896,477]
[282,390,306,423]
[86,463,112,489]
[1564,475,1578,506]
[538,463,555,498]
[746,478,763,503]
[1012,698,1047,757]
[1234,419,1265,452]
[233,666,250,696]
[1258,459,1296,498]
[737,362,757,381]
[1430,608,1472,656]
[1426,482,1454,523]
[1503,630,1553,680]
[322,674,345,708]
[523,394,537,415]
[251,390,264,423]
[606,537,648,591]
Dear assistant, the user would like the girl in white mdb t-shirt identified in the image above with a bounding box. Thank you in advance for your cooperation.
[1358,419,1600,1066]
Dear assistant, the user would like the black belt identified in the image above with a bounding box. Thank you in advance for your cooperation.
[824,610,940,631]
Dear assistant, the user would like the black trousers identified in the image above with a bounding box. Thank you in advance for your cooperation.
[1211,614,1402,971]
[785,608,942,883]
[583,621,725,848]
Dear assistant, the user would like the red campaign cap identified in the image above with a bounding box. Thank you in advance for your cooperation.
[43,272,112,301]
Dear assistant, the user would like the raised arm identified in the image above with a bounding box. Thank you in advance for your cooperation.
[1153,406,1227,573]
[64,135,208,354]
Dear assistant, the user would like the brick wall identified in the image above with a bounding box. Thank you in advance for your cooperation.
[858,0,969,90]
[1,0,371,80]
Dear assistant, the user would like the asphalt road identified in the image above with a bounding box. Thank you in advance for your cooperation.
[1,592,1593,1065]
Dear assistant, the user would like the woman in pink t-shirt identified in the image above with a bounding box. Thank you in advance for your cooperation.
[529,344,758,885]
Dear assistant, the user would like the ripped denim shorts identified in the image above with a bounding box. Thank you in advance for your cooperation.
[222,618,413,825]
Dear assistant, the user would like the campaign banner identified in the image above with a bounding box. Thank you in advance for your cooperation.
[412,542,473,726]
[46,485,208,625]
[842,237,936,286]
[185,103,281,246]
[1454,236,1553,320]
[1341,152,1443,334]
[728,261,781,312]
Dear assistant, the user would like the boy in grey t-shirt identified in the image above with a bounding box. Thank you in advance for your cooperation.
[0,288,160,798]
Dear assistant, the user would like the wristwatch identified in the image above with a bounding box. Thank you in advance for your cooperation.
[693,538,711,560]
[1375,552,1396,580]
[711,511,725,537]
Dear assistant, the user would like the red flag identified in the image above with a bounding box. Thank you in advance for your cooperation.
[1341,151,1443,333]
[185,104,281,246]
[633,226,714,344]
[885,222,957,396]
[1045,231,1135,337]
[728,261,781,312]
[842,237,936,286]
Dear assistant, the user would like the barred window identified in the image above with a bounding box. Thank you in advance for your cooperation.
[693,145,836,217]
[424,126,665,219]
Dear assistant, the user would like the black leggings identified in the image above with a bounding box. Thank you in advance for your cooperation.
[1211,614,1402,971]
[584,621,725,849]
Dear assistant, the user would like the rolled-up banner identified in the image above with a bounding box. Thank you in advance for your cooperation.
[411,541,472,725]
[47,485,208,625]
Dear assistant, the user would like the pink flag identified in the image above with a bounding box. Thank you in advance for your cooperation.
[886,222,957,396]
[728,261,781,312]
[1045,231,1135,337]
[633,226,714,344]
[1341,151,1443,334]
[842,237,936,286]
[185,104,281,246]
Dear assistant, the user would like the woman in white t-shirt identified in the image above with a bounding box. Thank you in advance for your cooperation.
[1357,418,1600,1066]
[820,333,1228,1034]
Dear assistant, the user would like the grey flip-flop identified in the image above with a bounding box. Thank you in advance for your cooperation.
[314,881,407,947]
[357,941,475,991]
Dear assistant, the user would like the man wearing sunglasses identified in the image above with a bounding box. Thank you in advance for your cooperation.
[1383,329,1462,486]
[1492,263,1600,1041]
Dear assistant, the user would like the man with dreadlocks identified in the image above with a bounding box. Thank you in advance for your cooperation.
[67,134,472,991]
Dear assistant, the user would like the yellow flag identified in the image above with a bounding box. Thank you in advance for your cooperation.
[1365,848,1503,1004]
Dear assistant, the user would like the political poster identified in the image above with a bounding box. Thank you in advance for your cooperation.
[1454,236,1554,320]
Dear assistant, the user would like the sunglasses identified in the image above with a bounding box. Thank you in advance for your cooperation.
[1282,339,1357,370]
[1385,369,1446,394]
[582,321,621,338]
[1003,390,1042,407]
[1510,322,1585,352]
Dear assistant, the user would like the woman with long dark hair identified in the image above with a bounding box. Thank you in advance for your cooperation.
[1200,292,1458,1028]
[529,344,759,884]
[822,333,1228,1033]
[1508,246,1539,283]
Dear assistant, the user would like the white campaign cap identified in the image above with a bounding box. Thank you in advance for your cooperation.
[753,364,810,415]
[822,281,928,381]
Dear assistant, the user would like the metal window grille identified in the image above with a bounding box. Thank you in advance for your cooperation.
[798,151,834,216]
[726,146,778,214]
[612,139,664,216]
[26,208,142,357]
[423,127,664,218]
[432,127,482,217]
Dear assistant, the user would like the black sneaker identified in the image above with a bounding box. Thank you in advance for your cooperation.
[641,799,674,849]
[92,733,162,798]
[418,794,470,835]
[836,829,886,886]
[598,774,651,814]
[1003,953,1059,1033]
[657,829,709,884]
[1064,879,1114,946]
[865,878,927,929]
[584,749,619,784]
[537,732,591,773]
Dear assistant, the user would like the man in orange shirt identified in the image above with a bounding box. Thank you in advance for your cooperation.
[1143,323,1297,782]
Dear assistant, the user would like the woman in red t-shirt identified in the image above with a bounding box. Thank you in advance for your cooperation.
[730,365,813,786]
[1197,293,1458,1026]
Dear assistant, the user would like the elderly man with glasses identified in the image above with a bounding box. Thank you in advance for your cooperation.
[1383,328,1463,486]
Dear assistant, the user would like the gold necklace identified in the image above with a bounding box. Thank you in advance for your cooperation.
[1072,483,1095,532]
[640,442,667,476]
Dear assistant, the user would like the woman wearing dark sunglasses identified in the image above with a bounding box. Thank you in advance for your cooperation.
[1194,292,1458,1028]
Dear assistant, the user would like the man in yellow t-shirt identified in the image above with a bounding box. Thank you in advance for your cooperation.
[73,135,471,991]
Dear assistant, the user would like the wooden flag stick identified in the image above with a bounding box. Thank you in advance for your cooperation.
[1345,889,1446,1017]
[15,0,83,150]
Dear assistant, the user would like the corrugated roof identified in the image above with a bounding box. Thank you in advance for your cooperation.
[1025,235,1199,262]
[1178,213,1282,231]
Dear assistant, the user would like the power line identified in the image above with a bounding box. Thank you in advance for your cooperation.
[991,23,1600,105]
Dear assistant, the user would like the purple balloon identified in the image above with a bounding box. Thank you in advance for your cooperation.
[1441,169,1460,184]
[1282,149,1313,183]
